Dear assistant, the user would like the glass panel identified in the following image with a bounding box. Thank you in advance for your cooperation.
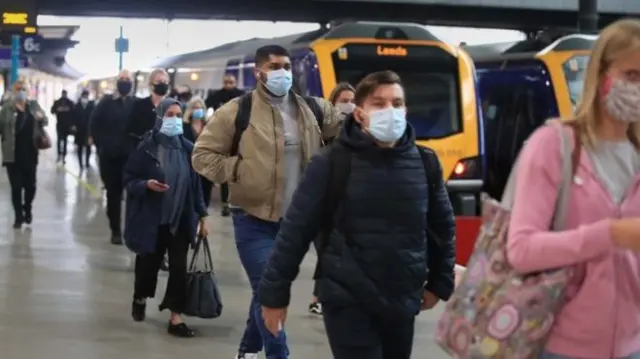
[562,55,589,108]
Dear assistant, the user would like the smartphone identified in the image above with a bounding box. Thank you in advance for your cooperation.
[155,181,170,189]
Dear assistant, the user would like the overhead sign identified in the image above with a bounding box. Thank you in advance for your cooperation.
[1,1,38,35]
[20,35,42,54]
[115,37,129,53]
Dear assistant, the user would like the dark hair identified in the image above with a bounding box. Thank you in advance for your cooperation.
[328,82,355,105]
[354,71,403,106]
[255,45,290,67]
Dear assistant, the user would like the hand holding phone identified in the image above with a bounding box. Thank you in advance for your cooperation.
[147,179,170,192]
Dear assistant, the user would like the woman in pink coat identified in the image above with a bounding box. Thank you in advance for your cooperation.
[507,19,640,359]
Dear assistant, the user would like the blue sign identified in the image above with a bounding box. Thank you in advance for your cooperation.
[20,35,43,54]
[115,37,129,53]
[0,48,29,68]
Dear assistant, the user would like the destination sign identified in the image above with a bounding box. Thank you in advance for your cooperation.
[0,1,37,35]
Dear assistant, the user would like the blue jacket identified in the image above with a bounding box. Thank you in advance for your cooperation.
[122,131,208,254]
[258,115,456,319]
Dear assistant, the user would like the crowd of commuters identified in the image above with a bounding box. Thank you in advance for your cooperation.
[6,18,640,359]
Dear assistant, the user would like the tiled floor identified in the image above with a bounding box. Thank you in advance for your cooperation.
[0,147,450,359]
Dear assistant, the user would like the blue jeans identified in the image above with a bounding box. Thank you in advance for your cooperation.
[232,208,289,359]
[541,351,640,359]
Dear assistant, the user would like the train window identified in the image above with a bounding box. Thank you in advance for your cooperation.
[479,68,557,200]
[331,44,462,139]
[562,55,588,108]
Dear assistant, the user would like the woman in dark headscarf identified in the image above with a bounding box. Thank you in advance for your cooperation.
[123,97,208,338]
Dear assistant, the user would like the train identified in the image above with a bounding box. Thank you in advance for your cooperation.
[464,34,594,204]
[81,21,487,264]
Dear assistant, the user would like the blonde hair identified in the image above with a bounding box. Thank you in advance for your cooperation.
[148,68,169,92]
[183,96,206,123]
[571,19,640,148]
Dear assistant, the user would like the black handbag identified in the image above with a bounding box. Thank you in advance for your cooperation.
[184,235,223,319]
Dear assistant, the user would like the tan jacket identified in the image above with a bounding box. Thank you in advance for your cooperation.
[192,86,343,222]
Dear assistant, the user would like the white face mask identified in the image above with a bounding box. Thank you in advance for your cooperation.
[336,102,356,114]
[365,107,407,143]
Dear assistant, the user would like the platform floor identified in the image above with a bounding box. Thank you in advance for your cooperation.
[0,147,449,359]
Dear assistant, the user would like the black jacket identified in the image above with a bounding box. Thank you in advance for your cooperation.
[51,97,75,131]
[89,95,135,158]
[126,96,157,143]
[258,115,456,318]
[72,100,95,145]
[204,88,244,110]
[123,131,207,254]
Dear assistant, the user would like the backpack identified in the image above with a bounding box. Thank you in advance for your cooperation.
[313,141,444,279]
[230,92,324,156]
[435,121,581,358]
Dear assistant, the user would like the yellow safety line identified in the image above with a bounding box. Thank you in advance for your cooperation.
[50,159,102,199]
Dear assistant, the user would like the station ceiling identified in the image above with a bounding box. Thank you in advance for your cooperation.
[36,0,626,31]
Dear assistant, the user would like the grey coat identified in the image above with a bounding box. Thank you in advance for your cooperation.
[0,100,49,164]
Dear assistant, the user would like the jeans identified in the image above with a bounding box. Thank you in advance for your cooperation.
[232,208,288,359]
[540,351,640,359]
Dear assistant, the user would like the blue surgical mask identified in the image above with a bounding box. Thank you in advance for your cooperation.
[192,108,205,120]
[365,107,407,143]
[264,69,293,97]
[159,117,184,136]
[15,90,28,102]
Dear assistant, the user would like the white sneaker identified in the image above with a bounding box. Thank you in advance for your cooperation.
[236,354,258,359]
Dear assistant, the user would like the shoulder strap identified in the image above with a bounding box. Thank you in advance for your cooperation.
[313,142,351,279]
[303,96,324,131]
[500,121,581,230]
[231,93,253,157]
[417,146,444,247]
[552,122,582,230]
[417,146,439,193]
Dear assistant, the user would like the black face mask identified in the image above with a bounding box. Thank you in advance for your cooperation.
[117,80,132,95]
[152,83,169,96]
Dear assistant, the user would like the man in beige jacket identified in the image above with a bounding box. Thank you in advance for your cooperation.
[192,44,344,359]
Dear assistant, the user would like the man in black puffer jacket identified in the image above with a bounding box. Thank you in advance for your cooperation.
[258,71,456,359]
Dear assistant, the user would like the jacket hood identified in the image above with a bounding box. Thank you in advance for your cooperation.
[337,114,416,153]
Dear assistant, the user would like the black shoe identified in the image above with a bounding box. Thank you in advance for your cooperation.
[23,207,32,225]
[110,233,123,245]
[167,321,195,338]
[131,300,146,322]
[12,220,22,229]
[221,204,230,217]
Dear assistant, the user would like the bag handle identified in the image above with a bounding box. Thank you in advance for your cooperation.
[188,235,215,272]
[500,121,577,230]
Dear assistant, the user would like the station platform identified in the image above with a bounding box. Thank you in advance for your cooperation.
[0,146,449,359]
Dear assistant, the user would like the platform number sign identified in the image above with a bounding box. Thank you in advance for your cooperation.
[21,35,42,54]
